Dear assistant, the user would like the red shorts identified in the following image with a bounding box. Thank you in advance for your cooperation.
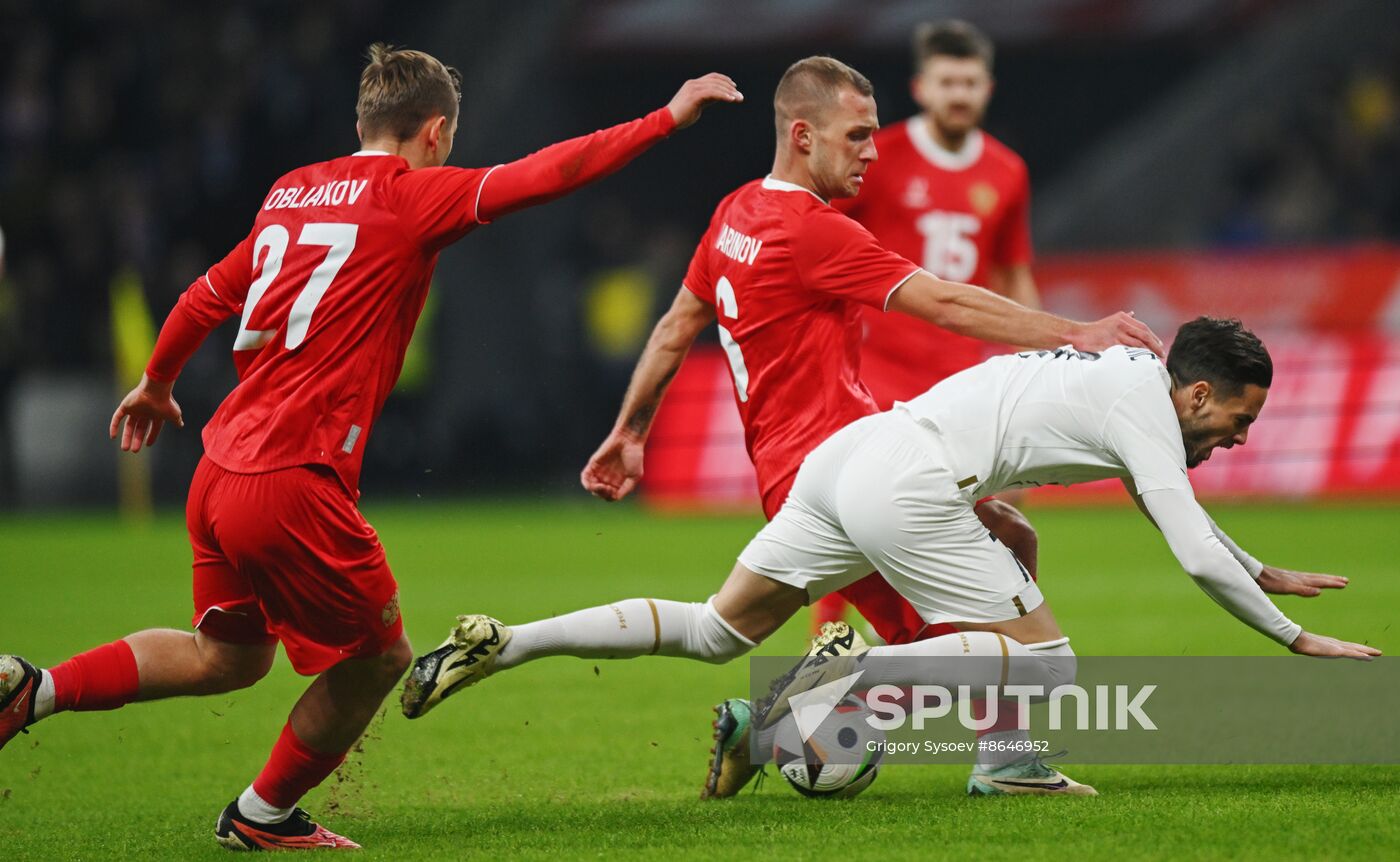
[186,457,404,675]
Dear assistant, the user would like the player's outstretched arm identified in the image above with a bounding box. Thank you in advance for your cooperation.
[1202,508,1350,597]
[1138,487,1304,645]
[474,74,741,223]
[888,272,1165,356]
[582,287,715,501]
[108,237,252,453]
[1131,484,1372,652]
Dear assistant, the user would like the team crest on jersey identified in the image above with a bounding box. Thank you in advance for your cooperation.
[381,591,401,628]
[969,182,999,216]
[903,177,932,209]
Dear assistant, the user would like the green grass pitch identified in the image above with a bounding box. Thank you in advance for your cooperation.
[2,500,1397,860]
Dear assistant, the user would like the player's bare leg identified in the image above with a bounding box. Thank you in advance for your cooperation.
[127,628,278,698]
[3,627,276,754]
[218,633,413,851]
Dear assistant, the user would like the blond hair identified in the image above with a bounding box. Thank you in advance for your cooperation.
[356,43,462,141]
[773,56,874,135]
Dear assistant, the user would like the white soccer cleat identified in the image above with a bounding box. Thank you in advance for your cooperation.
[755,621,869,730]
[967,753,1098,796]
[401,615,512,719]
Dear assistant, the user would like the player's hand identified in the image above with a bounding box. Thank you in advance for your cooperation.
[667,73,743,130]
[1288,630,1381,660]
[581,429,645,501]
[1257,566,1348,597]
[1073,312,1166,357]
[110,374,184,454]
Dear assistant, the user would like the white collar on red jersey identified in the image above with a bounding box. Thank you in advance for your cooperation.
[907,118,983,171]
[761,175,827,204]
[351,150,393,157]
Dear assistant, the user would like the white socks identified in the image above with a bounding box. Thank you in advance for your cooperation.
[495,597,755,670]
[857,633,1076,769]
[861,631,1076,691]
[237,785,292,824]
[34,670,55,721]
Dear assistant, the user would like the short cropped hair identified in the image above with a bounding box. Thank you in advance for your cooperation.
[356,43,462,142]
[1166,317,1273,396]
[773,56,874,135]
[913,20,995,71]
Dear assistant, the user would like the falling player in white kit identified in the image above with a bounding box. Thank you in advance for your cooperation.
[403,317,1377,796]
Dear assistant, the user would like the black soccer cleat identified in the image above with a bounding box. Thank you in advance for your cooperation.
[400,615,513,719]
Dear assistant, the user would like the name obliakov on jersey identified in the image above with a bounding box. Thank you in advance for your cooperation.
[263,179,369,211]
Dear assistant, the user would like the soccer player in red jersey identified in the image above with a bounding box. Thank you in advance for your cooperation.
[813,20,1038,644]
[0,45,740,850]
[842,20,1039,407]
[402,56,1162,792]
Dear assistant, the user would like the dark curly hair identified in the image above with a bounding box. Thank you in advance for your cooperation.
[1166,317,1272,396]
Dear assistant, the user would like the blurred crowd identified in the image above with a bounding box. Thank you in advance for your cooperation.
[0,1,392,376]
[1214,39,1400,245]
[2,4,1398,387]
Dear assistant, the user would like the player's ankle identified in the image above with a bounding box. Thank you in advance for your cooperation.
[33,669,56,721]
[237,785,295,824]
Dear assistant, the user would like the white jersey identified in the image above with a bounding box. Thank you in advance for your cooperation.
[888,344,1299,646]
[897,345,1187,500]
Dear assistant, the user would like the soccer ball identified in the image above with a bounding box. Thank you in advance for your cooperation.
[771,695,884,798]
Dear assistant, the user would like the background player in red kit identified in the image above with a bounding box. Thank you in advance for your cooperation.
[0,45,740,850]
[541,56,1161,795]
[814,20,1040,635]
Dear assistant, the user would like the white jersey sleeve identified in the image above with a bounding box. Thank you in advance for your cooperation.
[1203,511,1265,578]
[1099,361,1192,495]
[1141,488,1301,646]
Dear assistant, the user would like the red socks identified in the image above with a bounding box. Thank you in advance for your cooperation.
[252,723,348,808]
[48,639,140,713]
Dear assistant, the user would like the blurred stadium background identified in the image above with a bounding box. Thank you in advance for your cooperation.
[1,0,1398,510]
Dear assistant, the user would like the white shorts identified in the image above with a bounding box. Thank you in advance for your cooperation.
[738,410,1043,626]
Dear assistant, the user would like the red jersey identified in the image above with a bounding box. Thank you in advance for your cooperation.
[147,108,677,495]
[838,119,1032,405]
[682,177,920,502]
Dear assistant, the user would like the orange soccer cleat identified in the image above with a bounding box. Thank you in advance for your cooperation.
[215,801,361,851]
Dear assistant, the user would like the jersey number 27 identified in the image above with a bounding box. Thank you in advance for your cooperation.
[234,223,359,351]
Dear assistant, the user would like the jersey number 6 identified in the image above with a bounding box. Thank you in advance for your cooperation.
[715,276,750,402]
[234,222,359,351]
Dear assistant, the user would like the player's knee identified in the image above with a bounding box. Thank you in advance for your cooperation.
[690,600,757,665]
[202,645,274,693]
[978,500,1038,578]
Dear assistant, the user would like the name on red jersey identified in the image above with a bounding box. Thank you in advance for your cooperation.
[715,222,763,266]
[263,179,370,211]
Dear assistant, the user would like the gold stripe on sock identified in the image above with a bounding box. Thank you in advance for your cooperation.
[645,599,661,655]
[996,633,1009,688]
